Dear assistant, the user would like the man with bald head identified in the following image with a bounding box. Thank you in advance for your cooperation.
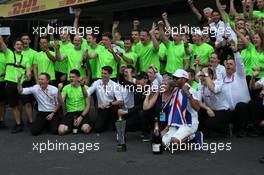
[222,45,251,137]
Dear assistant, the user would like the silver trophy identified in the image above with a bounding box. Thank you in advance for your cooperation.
[115,114,126,151]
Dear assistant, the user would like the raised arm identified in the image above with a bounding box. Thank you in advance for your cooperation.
[216,0,227,23]
[54,40,65,61]
[112,21,119,44]
[158,21,169,44]
[57,83,66,106]
[133,20,140,31]
[242,0,254,20]
[229,0,239,18]
[149,23,159,51]
[143,92,159,111]
[162,12,171,31]
[188,0,202,21]
[73,9,81,32]
[232,46,246,77]
[0,35,7,53]
[33,64,38,84]
[232,25,249,48]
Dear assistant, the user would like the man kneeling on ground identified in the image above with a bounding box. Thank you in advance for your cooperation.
[17,72,61,135]
[58,69,92,135]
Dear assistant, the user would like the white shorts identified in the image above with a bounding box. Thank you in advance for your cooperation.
[162,124,198,145]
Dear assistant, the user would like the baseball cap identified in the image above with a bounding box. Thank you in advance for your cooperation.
[172,69,189,79]
[136,72,148,80]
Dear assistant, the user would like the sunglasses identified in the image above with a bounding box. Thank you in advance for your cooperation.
[172,76,180,80]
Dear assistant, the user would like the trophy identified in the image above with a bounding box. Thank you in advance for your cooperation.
[115,113,127,152]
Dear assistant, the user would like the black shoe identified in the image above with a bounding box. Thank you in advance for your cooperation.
[0,121,8,130]
[11,124,24,134]
[27,120,33,127]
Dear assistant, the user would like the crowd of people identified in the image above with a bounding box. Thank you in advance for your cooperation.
[0,0,263,157]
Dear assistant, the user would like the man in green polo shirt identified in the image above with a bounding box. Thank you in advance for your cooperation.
[50,30,74,85]
[58,69,92,135]
[21,33,38,125]
[33,37,57,85]
[5,39,31,133]
[154,29,167,74]
[55,35,90,83]
[158,21,189,74]
[84,34,106,81]
[118,37,137,70]
[99,32,120,80]
[136,27,160,72]
[0,35,7,129]
[186,32,214,68]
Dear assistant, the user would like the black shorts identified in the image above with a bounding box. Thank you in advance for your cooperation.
[61,111,92,130]
[21,80,36,105]
[5,81,20,107]
[0,81,6,103]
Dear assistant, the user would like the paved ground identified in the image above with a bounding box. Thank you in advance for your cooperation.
[1,108,264,175]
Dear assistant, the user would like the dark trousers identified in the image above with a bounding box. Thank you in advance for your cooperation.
[231,102,250,133]
[94,106,118,133]
[125,109,156,134]
[31,111,61,136]
[198,108,231,134]
[249,100,264,126]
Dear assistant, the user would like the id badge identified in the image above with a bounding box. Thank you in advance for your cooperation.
[160,112,166,122]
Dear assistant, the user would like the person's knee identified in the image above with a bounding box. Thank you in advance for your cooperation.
[235,102,248,111]
[81,124,92,134]
[50,126,59,135]
[31,127,41,136]
[171,137,180,144]
[58,124,68,135]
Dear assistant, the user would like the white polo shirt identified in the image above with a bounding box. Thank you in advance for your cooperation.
[222,52,251,111]
[215,64,226,81]
[87,79,123,106]
[22,84,58,112]
[198,79,230,111]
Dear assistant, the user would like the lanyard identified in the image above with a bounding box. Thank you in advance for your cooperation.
[13,52,23,65]
[40,88,52,100]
